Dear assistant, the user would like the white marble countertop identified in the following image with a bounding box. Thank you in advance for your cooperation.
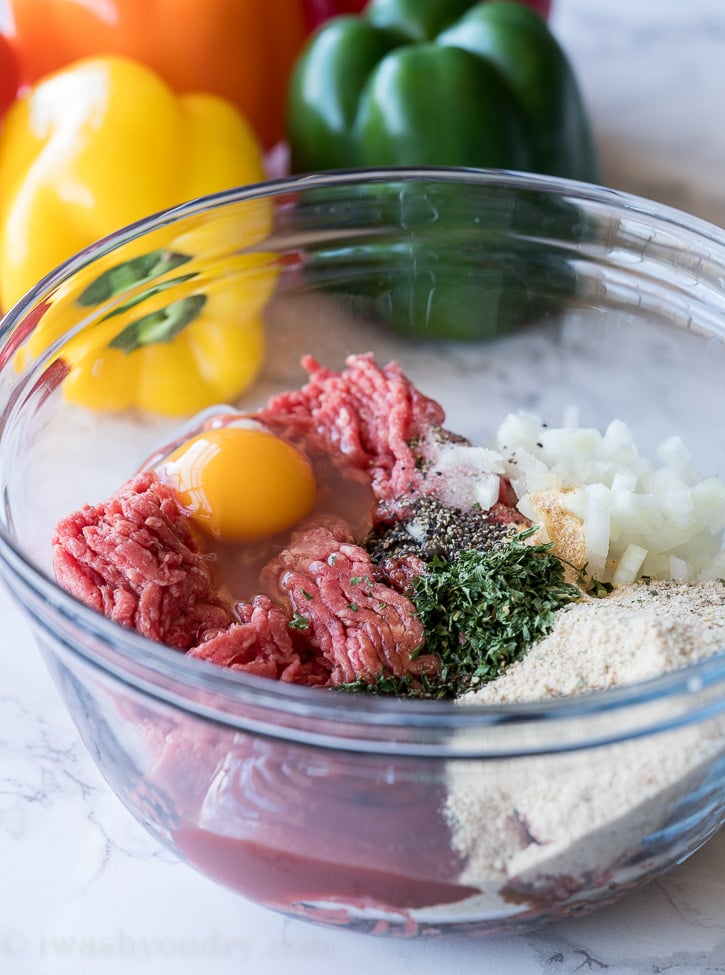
[2,1,725,972]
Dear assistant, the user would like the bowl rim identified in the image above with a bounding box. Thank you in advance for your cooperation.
[2,165,725,756]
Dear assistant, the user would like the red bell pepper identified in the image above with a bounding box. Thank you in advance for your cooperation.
[302,0,368,30]
[302,0,551,29]
[0,32,19,119]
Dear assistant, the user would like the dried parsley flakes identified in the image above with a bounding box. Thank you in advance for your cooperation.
[412,529,582,697]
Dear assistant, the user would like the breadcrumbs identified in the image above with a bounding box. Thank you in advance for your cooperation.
[459,579,725,705]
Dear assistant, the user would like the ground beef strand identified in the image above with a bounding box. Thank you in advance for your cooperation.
[187,595,331,685]
[261,516,437,686]
[52,473,234,650]
[258,353,445,522]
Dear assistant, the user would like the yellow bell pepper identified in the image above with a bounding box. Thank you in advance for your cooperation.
[2,56,278,415]
[0,54,267,308]
[14,204,279,415]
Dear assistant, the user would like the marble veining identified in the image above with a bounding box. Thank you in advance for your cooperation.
[2,1,725,972]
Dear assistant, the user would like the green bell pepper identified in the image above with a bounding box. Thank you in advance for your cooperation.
[287,0,599,182]
[299,174,587,341]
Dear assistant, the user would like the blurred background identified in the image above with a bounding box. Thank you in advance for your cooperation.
[553,0,725,226]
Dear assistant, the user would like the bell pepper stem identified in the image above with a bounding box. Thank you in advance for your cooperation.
[77,249,192,307]
[109,294,207,354]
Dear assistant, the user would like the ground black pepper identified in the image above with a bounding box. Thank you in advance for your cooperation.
[364,495,513,565]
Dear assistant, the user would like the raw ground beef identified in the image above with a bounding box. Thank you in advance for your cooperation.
[52,472,234,650]
[187,594,332,685]
[260,515,436,685]
[257,353,445,522]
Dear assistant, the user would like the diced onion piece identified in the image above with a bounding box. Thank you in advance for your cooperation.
[642,552,670,578]
[583,496,610,578]
[656,435,694,479]
[506,449,560,493]
[540,427,601,458]
[692,478,725,532]
[611,470,637,492]
[668,555,690,581]
[473,475,501,510]
[645,522,695,555]
[516,494,540,522]
[661,489,696,529]
[494,412,545,453]
[611,543,648,585]
[699,549,725,580]
[647,466,689,495]
[601,419,637,457]
[560,487,588,520]
[608,491,663,535]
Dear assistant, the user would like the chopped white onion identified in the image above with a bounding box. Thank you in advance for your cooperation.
[668,556,690,581]
[611,470,637,492]
[611,543,648,585]
[473,475,501,510]
[583,496,610,578]
[490,410,725,583]
[656,435,694,479]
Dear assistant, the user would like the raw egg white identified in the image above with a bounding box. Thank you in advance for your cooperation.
[162,425,316,542]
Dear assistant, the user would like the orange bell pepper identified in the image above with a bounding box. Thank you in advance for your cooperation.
[5,0,309,149]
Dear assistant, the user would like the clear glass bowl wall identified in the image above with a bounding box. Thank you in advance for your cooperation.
[1,169,724,936]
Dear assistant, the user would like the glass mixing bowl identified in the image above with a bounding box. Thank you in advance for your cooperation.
[0,168,724,937]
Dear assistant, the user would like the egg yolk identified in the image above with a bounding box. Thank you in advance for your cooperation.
[163,426,316,542]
